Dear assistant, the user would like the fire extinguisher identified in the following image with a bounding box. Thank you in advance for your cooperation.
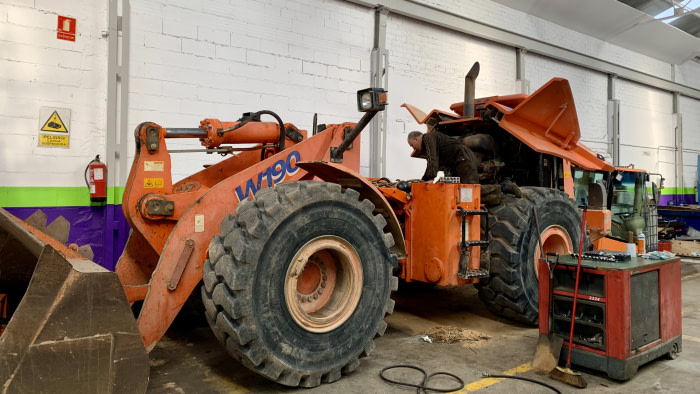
[85,155,107,202]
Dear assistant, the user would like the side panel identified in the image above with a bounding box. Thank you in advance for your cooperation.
[404,183,481,286]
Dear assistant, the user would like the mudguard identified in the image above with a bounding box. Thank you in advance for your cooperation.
[296,161,407,259]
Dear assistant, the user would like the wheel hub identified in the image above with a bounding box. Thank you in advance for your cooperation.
[534,225,574,277]
[285,236,363,333]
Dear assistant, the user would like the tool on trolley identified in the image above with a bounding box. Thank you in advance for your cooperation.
[533,251,564,373]
[550,203,588,388]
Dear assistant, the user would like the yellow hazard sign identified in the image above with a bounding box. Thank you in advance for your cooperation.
[144,178,164,188]
[41,111,68,132]
[39,133,69,148]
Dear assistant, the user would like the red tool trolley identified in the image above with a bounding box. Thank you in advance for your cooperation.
[538,252,682,380]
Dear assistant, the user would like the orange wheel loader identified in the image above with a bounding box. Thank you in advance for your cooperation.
[0,63,662,391]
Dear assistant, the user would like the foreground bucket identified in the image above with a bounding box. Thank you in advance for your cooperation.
[0,208,149,393]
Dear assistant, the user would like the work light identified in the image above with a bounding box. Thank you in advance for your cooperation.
[356,88,387,112]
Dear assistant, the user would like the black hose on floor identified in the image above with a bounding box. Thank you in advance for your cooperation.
[379,365,464,393]
[379,364,563,394]
[483,373,562,394]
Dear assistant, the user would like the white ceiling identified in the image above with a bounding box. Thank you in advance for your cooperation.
[493,0,700,64]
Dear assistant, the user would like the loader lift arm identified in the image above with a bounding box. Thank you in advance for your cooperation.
[115,88,404,358]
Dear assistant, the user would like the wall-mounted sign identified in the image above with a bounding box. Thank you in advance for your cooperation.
[39,134,69,148]
[57,15,76,42]
[41,111,68,132]
[38,106,71,148]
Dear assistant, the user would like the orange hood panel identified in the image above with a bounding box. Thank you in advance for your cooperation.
[487,78,614,172]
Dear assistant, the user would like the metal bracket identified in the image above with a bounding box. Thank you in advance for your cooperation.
[167,239,194,290]
[146,199,175,216]
[285,125,304,143]
[146,126,160,152]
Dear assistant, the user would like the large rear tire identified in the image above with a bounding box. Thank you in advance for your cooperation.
[476,187,583,325]
[201,181,397,387]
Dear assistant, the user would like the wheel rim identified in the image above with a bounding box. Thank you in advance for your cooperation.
[285,235,363,333]
[533,225,574,278]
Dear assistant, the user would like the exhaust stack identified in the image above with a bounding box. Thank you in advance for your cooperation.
[463,62,480,118]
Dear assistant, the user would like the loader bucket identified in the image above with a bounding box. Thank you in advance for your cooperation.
[0,208,149,394]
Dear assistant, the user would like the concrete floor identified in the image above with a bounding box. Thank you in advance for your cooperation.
[147,259,700,393]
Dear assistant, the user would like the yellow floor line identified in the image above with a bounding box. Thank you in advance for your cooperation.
[683,334,700,343]
[682,271,700,281]
[452,266,697,392]
[452,362,533,392]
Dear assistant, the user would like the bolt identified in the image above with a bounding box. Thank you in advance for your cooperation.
[313,294,318,299]
[321,282,326,288]
[318,288,323,294]
[323,275,327,281]
[322,268,327,274]
[149,143,157,150]
[167,205,174,212]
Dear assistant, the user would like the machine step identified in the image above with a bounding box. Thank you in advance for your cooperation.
[458,268,490,279]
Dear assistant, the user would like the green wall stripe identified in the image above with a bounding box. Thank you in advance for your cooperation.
[0,187,125,207]
[1,185,695,206]
[660,187,696,195]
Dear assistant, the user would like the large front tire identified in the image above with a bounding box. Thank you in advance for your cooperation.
[201,181,397,387]
[476,187,583,325]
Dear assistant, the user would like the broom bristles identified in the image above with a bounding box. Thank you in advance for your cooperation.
[549,366,587,388]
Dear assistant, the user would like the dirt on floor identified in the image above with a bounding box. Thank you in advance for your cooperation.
[426,325,492,344]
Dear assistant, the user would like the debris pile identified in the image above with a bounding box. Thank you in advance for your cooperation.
[426,326,491,344]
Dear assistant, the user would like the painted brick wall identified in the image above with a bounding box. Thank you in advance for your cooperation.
[415,0,673,80]
[384,13,516,181]
[395,0,692,189]
[1,0,697,191]
[617,80,674,181]
[676,60,700,90]
[680,96,700,190]
[0,0,108,187]
[129,0,375,180]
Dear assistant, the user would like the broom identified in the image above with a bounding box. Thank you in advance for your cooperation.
[549,203,588,389]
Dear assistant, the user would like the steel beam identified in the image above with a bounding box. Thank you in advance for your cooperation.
[369,7,390,177]
[346,0,700,100]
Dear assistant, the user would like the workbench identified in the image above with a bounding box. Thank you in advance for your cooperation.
[538,253,682,380]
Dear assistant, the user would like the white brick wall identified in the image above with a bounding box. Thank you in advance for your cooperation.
[128,0,375,180]
[680,96,700,190]
[384,13,516,181]
[676,59,700,90]
[1,0,697,191]
[617,79,674,180]
[415,0,673,80]
[385,0,690,187]
[0,0,108,187]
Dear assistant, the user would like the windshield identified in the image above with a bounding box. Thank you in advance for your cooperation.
[611,170,647,239]
[572,168,648,242]
[572,168,605,206]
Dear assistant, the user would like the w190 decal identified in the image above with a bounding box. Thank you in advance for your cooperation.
[235,150,301,201]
